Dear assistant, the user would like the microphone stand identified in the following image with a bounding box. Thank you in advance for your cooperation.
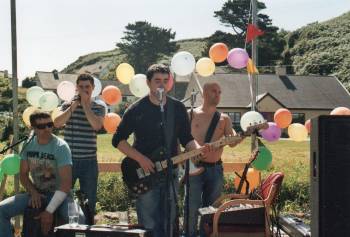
[184,89,197,237]
[158,90,175,237]
[0,135,29,155]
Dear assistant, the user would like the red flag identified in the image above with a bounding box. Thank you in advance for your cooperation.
[246,24,264,43]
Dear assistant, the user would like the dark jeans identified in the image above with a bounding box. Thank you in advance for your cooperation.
[185,164,224,237]
[72,159,98,215]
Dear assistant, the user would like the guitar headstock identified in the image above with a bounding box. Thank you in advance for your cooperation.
[248,147,260,164]
[244,121,268,136]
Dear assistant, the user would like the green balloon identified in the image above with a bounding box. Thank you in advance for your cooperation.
[252,146,272,171]
[1,154,21,175]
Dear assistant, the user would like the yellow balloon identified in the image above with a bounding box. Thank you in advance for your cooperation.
[51,107,61,121]
[116,63,135,84]
[22,106,38,128]
[288,123,308,142]
[196,57,215,77]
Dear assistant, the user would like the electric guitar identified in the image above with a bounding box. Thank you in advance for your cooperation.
[121,122,268,196]
[236,148,260,194]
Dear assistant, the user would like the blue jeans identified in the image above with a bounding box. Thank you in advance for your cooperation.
[0,192,85,237]
[136,173,179,237]
[185,164,224,237]
[72,159,98,215]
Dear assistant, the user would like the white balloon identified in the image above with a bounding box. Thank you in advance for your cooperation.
[240,111,265,131]
[171,51,196,76]
[57,81,76,101]
[129,74,150,98]
[26,86,45,107]
[92,77,102,98]
[38,91,59,111]
[94,98,109,115]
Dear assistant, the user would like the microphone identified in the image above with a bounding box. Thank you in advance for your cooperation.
[157,87,165,103]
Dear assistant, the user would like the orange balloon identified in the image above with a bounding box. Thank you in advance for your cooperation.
[209,43,229,63]
[274,108,292,128]
[103,113,121,134]
[330,107,350,115]
[305,119,311,134]
[234,168,260,192]
[102,85,122,105]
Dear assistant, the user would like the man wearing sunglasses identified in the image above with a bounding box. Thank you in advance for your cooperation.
[0,110,84,237]
[54,73,105,222]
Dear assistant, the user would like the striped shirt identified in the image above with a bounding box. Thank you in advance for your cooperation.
[61,101,105,160]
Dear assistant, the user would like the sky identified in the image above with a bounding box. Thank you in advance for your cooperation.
[0,0,349,79]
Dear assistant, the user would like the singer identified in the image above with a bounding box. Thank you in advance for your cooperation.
[112,64,212,237]
[0,110,85,237]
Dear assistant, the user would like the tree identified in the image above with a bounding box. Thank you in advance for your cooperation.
[116,21,179,73]
[203,0,285,68]
[21,77,36,88]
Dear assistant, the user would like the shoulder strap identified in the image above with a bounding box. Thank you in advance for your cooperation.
[204,111,221,143]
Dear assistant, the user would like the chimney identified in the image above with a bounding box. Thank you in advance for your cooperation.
[52,69,59,80]
[275,66,287,76]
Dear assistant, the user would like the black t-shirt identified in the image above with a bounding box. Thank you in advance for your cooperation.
[112,96,193,161]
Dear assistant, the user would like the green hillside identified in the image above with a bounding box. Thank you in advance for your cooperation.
[283,11,350,89]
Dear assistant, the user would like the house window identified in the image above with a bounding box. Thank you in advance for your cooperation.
[292,113,305,124]
[227,112,241,132]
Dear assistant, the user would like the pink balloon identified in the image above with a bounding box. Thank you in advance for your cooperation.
[260,122,281,142]
[305,119,311,134]
[166,73,174,92]
[227,48,249,69]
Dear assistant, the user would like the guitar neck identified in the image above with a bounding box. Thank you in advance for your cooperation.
[160,135,245,169]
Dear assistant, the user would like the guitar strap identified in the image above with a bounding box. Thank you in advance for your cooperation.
[204,111,221,143]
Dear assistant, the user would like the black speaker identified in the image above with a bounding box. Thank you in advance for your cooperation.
[311,115,350,237]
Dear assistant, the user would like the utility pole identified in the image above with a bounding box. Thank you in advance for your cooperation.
[251,0,258,151]
[10,0,20,234]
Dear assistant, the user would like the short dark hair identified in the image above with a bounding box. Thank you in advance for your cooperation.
[76,73,94,86]
[29,110,52,127]
[146,64,170,81]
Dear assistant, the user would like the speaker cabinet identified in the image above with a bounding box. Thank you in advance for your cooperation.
[311,115,350,236]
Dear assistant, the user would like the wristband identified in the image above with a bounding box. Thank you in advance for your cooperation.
[46,190,67,214]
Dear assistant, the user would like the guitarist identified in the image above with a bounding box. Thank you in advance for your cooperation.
[186,82,240,237]
[112,64,212,237]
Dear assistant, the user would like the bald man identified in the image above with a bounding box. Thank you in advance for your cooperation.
[185,82,238,237]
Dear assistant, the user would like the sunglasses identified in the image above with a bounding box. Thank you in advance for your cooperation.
[35,122,54,129]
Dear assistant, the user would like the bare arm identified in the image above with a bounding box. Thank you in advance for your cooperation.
[117,140,155,173]
[224,115,239,147]
[20,160,38,195]
[57,165,72,193]
[53,101,79,128]
[82,103,104,131]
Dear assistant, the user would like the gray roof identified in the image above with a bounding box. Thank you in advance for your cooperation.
[184,73,350,110]
[35,71,132,96]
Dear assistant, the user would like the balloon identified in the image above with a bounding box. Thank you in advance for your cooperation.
[209,43,229,63]
[51,107,61,121]
[101,85,122,105]
[22,106,37,127]
[26,86,44,107]
[260,122,281,142]
[227,48,249,69]
[94,98,108,115]
[0,169,4,183]
[240,111,265,132]
[330,107,350,115]
[39,91,59,111]
[129,74,150,97]
[288,123,308,142]
[274,108,292,128]
[57,81,76,101]
[196,57,215,77]
[92,77,102,98]
[165,73,174,92]
[171,51,196,76]
[252,146,272,171]
[305,119,311,134]
[103,113,121,134]
[234,168,260,192]
[116,63,135,85]
[1,153,21,175]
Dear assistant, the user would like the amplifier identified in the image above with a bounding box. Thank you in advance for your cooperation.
[278,215,311,237]
[54,224,152,237]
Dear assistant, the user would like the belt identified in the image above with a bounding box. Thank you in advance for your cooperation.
[198,160,222,167]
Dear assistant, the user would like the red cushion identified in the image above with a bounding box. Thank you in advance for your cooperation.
[260,172,284,200]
